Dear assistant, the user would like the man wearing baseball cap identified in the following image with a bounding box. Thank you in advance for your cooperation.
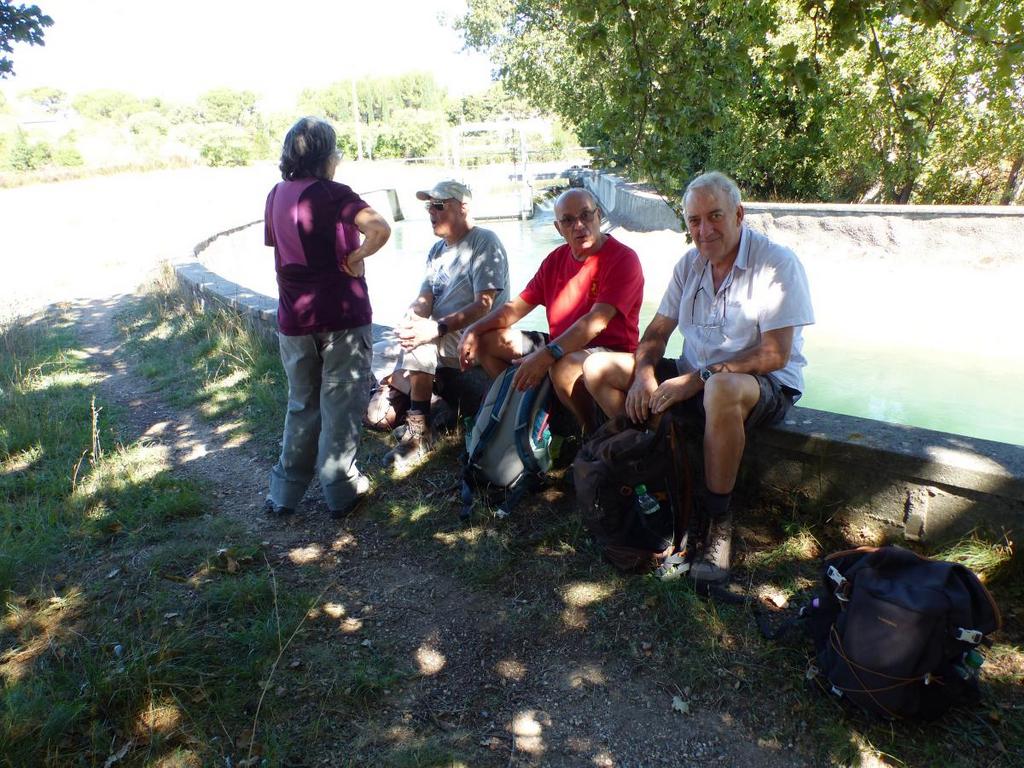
[383,180,510,469]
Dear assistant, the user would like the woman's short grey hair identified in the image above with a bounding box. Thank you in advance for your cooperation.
[279,117,338,181]
[683,171,742,210]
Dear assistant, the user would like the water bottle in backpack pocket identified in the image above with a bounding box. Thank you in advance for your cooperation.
[572,416,692,572]
[619,483,674,553]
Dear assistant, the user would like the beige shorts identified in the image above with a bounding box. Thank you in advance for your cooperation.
[394,330,461,378]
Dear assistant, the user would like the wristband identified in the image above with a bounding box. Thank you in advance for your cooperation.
[546,342,565,361]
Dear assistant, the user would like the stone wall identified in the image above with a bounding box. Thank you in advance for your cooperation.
[588,172,1024,267]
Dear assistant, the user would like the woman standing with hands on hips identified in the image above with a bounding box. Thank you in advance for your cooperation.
[263,117,391,520]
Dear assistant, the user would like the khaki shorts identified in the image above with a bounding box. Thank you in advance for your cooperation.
[396,329,462,376]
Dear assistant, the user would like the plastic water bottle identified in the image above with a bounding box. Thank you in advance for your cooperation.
[635,484,671,550]
[549,433,564,462]
[955,649,985,681]
[635,484,660,515]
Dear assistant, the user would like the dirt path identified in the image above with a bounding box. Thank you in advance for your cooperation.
[65,293,812,767]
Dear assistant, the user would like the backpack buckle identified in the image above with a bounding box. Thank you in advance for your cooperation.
[955,627,983,645]
[826,565,850,602]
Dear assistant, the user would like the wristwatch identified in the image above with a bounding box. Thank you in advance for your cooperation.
[436,321,449,338]
[546,342,565,360]
[699,367,714,382]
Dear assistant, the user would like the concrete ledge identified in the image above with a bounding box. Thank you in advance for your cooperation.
[360,188,404,222]
[172,222,279,331]
[175,219,1022,542]
[173,246,391,344]
[587,173,684,232]
[744,409,1022,541]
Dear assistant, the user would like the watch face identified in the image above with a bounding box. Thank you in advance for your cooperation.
[700,368,712,382]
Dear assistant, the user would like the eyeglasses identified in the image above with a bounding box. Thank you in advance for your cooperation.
[690,284,729,327]
[425,200,448,211]
[689,261,733,370]
[557,208,597,227]
[689,261,733,329]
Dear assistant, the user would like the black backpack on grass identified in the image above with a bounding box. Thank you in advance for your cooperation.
[572,416,693,572]
[802,546,1002,720]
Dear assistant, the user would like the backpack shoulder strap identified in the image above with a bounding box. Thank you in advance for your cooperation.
[667,418,692,551]
[514,378,552,474]
[467,367,517,463]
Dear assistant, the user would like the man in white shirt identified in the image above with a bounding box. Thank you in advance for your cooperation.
[583,171,814,586]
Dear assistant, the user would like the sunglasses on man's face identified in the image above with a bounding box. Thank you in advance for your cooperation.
[426,200,448,211]
[557,208,597,227]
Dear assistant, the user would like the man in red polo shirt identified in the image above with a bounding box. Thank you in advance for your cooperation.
[458,188,643,433]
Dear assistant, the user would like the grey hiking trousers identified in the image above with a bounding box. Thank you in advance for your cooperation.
[268,326,372,511]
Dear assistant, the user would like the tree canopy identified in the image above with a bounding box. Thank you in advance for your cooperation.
[19,84,63,112]
[458,0,1024,204]
[3,74,574,175]
[297,75,545,161]
[71,89,147,121]
[299,73,449,127]
[1,2,51,78]
[196,88,257,126]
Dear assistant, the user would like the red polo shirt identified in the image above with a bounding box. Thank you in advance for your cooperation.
[519,234,643,352]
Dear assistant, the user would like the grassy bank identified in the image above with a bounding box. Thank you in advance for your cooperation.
[0,306,316,764]
[2,282,1021,766]
[116,270,284,449]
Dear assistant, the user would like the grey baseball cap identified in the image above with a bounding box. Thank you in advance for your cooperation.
[415,180,472,202]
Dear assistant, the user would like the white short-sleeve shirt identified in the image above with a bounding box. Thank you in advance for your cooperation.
[656,226,815,394]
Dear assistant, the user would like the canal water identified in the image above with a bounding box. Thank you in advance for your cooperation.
[203,205,1024,447]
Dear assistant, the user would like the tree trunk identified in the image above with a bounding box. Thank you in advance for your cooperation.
[892,155,917,204]
[999,154,1023,205]
[894,180,914,205]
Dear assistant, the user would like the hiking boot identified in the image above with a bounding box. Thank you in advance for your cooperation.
[690,510,733,585]
[383,410,435,469]
[264,498,295,517]
[429,399,456,433]
[330,474,371,520]
[550,433,581,470]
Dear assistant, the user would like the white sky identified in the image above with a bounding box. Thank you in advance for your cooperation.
[1,0,496,110]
